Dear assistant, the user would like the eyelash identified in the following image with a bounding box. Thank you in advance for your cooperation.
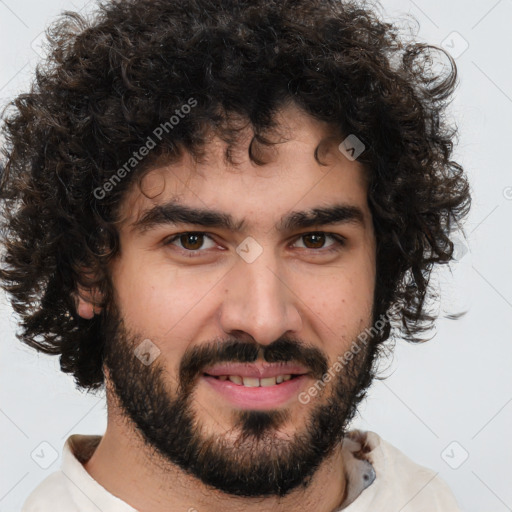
[163,231,346,257]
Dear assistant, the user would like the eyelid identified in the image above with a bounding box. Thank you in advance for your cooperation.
[291,232,345,248]
[163,232,219,253]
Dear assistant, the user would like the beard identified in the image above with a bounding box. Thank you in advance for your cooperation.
[100,299,378,498]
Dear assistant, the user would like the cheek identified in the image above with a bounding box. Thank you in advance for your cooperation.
[294,262,375,352]
[112,255,222,340]
[307,258,374,312]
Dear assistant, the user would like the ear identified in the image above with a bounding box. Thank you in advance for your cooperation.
[73,284,104,319]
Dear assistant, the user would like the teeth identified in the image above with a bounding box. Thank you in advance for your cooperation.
[260,377,277,387]
[242,377,260,387]
[216,375,294,386]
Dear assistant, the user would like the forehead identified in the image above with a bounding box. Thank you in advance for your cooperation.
[116,104,370,232]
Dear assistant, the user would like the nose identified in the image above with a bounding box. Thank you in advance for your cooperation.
[218,249,303,346]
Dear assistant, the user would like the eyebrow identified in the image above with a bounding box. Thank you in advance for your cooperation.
[130,200,366,235]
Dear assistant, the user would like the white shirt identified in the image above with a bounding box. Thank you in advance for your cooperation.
[22,429,461,511]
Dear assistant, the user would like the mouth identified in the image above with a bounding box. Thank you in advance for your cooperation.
[204,374,301,387]
[201,363,311,409]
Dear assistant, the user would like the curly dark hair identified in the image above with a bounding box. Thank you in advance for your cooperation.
[0,0,470,390]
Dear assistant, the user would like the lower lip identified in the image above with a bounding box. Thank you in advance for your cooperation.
[202,375,309,409]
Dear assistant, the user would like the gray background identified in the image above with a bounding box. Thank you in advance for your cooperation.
[1,0,511,510]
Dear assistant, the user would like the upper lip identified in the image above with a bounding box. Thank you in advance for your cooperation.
[203,362,310,379]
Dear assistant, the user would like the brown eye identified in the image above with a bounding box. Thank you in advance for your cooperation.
[164,232,217,253]
[179,233,204,250]
[292,232,345,253]
[302,233,326,249]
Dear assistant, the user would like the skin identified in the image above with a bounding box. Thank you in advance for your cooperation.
[77,102,377,512]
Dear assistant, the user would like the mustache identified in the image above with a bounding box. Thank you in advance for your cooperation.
[178,338,329,390]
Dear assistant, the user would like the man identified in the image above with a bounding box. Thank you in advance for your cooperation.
[0,0,470,510]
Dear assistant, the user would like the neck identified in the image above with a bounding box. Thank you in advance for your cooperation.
[84,413,347,512]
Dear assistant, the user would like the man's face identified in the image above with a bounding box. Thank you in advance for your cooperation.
[101,104,377,497]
